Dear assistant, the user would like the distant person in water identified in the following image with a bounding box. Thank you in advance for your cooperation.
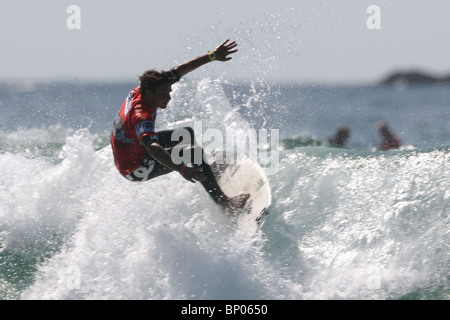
[327,125,350,147]
[378,121,402,150]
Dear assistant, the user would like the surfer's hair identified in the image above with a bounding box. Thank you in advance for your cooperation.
[139,69,170,95]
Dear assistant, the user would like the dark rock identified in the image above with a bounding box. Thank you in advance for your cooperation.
[380,70,450,86]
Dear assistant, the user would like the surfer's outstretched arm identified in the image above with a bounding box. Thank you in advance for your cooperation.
[173,40,238,78]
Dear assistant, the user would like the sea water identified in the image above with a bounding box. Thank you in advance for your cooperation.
[0,79,449,300]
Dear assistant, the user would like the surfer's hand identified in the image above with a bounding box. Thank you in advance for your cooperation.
[181,167,206,183]
[214,39,238,61]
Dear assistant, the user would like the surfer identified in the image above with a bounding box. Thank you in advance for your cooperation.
[110,40,248,212]
[377,121,402,150]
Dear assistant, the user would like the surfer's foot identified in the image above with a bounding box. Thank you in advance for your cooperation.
[221,193,250,215]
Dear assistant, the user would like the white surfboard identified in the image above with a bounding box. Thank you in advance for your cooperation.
[211,155,272,234]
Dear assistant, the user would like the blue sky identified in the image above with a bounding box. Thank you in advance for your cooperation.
[1,0,449,84]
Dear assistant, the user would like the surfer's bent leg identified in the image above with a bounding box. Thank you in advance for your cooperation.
[122,127,194,182]
[155,127,226,203]
[122,127,225,199]
[123,127,248,208]
[190,146,227,204]
[172,128,249,208]
[164,128,226,204]
[165,127,230,204]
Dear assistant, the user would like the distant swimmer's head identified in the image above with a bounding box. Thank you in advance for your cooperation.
[336,125,350,141]
[377,121,393,138]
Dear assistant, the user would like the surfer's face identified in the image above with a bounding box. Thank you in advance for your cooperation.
[145,83,172,109]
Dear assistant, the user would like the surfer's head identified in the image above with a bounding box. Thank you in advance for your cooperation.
[139,69,173,109]
[139,69,171,95]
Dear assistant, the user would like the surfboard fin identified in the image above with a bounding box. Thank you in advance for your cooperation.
[255,208,269,228]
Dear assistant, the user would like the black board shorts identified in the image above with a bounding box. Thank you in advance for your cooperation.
[123,127,195,182]
[122,126,226,204]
